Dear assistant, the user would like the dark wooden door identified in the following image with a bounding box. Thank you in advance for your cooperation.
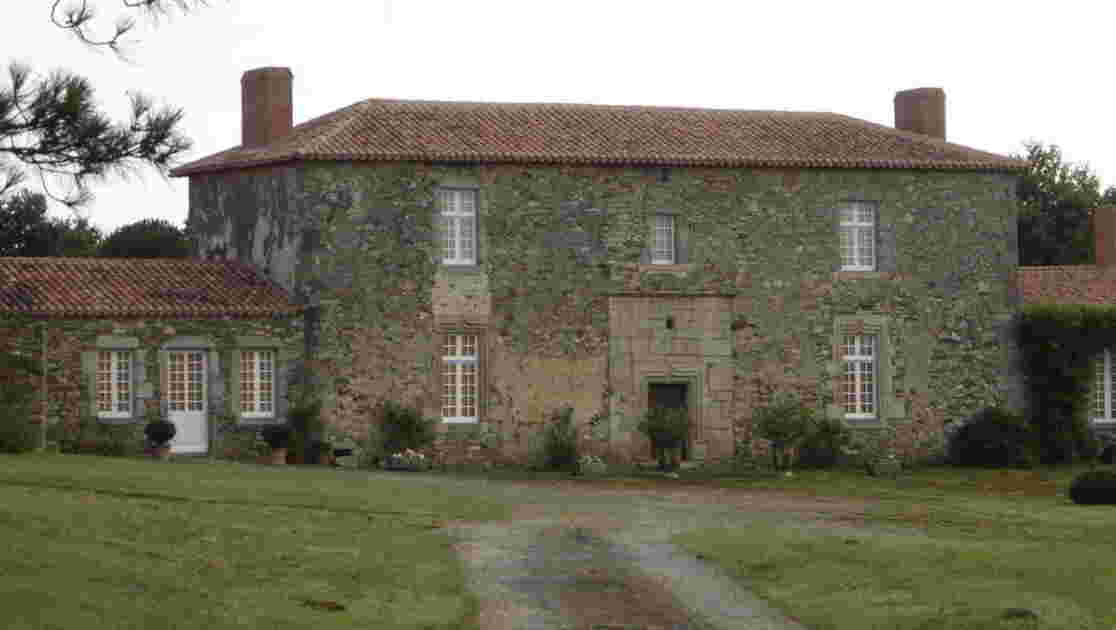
[648,383,689,460]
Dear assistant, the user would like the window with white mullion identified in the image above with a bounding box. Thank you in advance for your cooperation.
[442,334,478,423]
[839,202,876,271]
[96,350,132,418]
[439,189,477,265]
[1094,349,1116,423]
[240,350,275,419]
[651,214,675,264]
[842,335,876,418]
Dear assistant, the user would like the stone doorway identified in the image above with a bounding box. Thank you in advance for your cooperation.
[648,383,689,461]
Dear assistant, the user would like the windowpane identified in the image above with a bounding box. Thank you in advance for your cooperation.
[651,215,675,263]
[459,216,475,262]
[114,351,130,412]
[442,333,480,421]
[1096,354,1106,418]
[259,351,274,413]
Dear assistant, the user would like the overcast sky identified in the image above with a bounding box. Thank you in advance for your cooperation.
[7,0,1116,234]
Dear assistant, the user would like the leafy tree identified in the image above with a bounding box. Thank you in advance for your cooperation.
[1,2,206,207]
[1015,141,1116,266]
[0,189,102,256]
[100,217,191,258]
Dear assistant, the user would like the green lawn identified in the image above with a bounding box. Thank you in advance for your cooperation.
[672,466,1116,630]
[0,454,510,630]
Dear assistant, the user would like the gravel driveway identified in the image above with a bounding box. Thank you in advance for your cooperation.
[387,474,879,630]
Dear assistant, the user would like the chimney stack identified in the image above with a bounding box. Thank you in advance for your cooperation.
[894,87,946,140]
[1095,207,1116,266]
[241,67,292,148]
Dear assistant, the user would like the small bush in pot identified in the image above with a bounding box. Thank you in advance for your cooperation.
[752,394,814,471]
[542,406,579,473]
[377,400,437,456]
[260,424,292,465]
[143,416,176,460]
[1068,469,1116,505]
[637,405,690,472]
[796,417,851,470]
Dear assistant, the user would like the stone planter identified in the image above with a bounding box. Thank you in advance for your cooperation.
[152,444,171,461]
[269,447,288,465]
[383,456,428,472]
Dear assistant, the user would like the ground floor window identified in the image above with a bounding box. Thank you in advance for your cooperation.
[240,350,275,419]
[842,334,876,419]
[442,333,478,423]
[96,350,132,418]
[1094,349,1116,423]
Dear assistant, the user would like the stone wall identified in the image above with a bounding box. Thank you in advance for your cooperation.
[187,161,1022,467]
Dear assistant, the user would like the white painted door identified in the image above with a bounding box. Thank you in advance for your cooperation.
[167,350,208,454]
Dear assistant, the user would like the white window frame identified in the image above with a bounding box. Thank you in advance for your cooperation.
[650,214,676,264]
[438,188,477,266]
[96,350,132,419]
[842,335,876,419]
[1093,349,1116,424]
[240,350,276,420]
[442,333,479,424]
[839,202,876,271]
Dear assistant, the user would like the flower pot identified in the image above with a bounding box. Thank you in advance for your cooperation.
[270,447,288,465]
[868,459,902,478]
[152,444,171,460]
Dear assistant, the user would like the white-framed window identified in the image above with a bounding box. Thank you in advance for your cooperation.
[1093,349,1116,423]
[442,333,478,423]
[240,350,275,419]
[438,188,477,265]
[839,202,876,271]
[96,350,132,419]
[842,335,876,418]
[650,214,676,264]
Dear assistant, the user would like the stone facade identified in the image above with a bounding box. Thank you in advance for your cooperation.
[186,161,1024,468]
[1,315,302,457]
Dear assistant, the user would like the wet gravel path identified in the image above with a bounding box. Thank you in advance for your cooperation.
[385,474,878,629]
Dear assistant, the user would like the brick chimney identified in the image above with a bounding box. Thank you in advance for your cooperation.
[894,87,946,140]
[241,67,293,148]
[1095,207,1116,266]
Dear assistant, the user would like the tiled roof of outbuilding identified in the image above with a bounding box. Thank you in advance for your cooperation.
[0,257,301,319]
[171,99,1026,176]
[1016,266,1116,305]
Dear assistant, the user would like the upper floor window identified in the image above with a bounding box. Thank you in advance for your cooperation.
[438,189,476,265]
[650,214,676,264]
[240,350,275,419]
[1094,349,1116,423]
[442,333,478,423]
[96,350,132,419]
[839,202,876,271]
[842,335,876,419]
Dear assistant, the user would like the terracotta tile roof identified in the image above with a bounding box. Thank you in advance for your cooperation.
[0,257,301,319]
[1017,266,1116,305]
[171,99,1026,176]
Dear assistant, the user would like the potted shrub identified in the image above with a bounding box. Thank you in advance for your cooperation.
[384,448,429,471]
[144,417,176,460]
[376,400,437,470]
[751,394,815,472]
[260,424,292,465]
[637,406,690,472]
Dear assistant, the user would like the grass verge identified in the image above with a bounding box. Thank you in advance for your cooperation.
[0,454,511,630]
[672,465,1116,630]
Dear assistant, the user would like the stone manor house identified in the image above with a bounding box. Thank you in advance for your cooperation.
[160,67,1030,467]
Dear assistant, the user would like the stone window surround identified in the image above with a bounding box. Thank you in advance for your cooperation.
[91,335,140,424]
[434,323,488,425]
[827,314,900,427]
[231,336,284,426]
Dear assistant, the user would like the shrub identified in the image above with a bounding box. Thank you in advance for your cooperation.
[260,424,292,449]
[948,407,1038,469]
[637,406,690,471]
[796,417,851,470]
[143,419,176,446]
[542,406,579,472]
[0,417,40,453]
[1068,469,1116,505]
[288,396,324,463]
[752,394,815,471]
[0,357,38,453]
[377,400,437,456]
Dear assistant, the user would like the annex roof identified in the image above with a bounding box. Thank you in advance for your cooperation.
[0,257,301,319]
[171,99,1025,176]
